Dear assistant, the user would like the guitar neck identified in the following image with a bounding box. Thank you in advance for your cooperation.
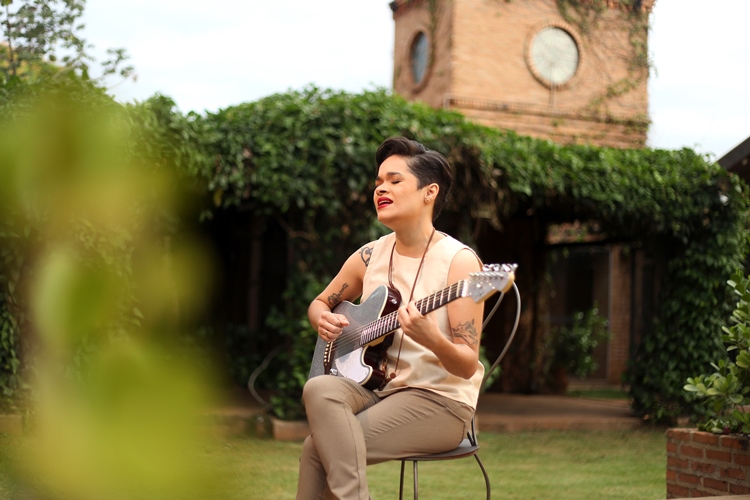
[359,280,467,346]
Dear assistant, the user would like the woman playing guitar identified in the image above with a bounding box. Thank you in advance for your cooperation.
[297,137,486,500]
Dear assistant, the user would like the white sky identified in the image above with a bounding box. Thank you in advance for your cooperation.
[83,0,750,160]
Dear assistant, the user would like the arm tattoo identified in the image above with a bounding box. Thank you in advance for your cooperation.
[327,283,349,308]
[359,245,373,267]
[451,319,478,346]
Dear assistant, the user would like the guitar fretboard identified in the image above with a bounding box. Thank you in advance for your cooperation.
[358,280,467,346]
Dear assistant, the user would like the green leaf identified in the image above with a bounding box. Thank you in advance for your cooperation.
[729,394,744,405]
[736,351,750,369]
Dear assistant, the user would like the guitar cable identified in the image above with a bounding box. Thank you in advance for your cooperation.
[248,344,284,411]
[481,282,522,383]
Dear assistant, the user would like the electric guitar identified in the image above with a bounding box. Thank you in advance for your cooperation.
[308,263,517,390]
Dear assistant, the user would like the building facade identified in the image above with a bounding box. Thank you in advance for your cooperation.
[391,0,653,149]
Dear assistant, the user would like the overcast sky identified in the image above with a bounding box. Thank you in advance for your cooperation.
[83,1,750,160]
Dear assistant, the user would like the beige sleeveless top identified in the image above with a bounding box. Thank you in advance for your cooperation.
[362,232,484,409]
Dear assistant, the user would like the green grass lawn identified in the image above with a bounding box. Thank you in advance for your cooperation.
[1,429,666,499]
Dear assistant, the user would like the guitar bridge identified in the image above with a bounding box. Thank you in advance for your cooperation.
[323,342,333,374]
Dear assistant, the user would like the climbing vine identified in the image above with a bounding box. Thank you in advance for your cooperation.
[556,0,653,117]
[556,0,608,36]
[187,87,749,423]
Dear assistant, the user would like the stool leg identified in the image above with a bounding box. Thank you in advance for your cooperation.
[475,454,490,500]
[413,461,419,500]
[399,460,406,500]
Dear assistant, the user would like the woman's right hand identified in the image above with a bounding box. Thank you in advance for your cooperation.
[318,311,349,343]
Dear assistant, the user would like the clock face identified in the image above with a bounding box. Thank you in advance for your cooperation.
[530,27,579,86]
[410,32,429,85]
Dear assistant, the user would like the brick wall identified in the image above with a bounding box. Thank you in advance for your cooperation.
[453,99,647,149]
[392,0,453,109]
[666,428,750,498]
[392,0,651,149]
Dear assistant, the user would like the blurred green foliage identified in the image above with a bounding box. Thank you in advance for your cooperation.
[0,78,748,431]
[0,79,225,497]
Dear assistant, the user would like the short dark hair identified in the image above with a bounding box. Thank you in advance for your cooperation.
[375,136,454,220]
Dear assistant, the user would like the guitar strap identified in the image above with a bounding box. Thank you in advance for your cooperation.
[382,227,436,389]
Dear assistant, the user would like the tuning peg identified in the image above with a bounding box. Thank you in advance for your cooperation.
[482,263,518,274]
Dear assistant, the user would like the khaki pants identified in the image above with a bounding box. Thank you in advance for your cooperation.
[296,375,474,500]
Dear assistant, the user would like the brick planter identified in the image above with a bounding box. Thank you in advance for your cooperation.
[271,417,310,441]
[666,428,750,498]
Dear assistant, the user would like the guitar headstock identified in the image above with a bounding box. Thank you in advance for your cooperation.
[466,263,517,303]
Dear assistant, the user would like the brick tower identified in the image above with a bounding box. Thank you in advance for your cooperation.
[390,0,655,148]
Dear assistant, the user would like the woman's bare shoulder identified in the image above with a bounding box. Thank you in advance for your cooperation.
[448,247,483,281]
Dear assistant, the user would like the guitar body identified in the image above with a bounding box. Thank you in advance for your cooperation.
[308,285,401,390]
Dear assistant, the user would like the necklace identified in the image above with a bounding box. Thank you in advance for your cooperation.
[382,227,436,387]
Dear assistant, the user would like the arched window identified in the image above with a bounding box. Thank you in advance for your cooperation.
[410,31,429,85]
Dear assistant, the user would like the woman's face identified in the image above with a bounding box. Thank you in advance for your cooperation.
[374,155,428,226]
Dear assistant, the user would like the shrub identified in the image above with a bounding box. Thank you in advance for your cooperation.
[685,271,750,435]
[543,306,610,392]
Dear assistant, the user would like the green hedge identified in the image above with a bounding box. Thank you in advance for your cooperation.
[1,83,748,422]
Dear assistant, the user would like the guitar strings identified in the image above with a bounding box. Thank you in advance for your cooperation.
[329,281,465,356]
[330,280,465,355]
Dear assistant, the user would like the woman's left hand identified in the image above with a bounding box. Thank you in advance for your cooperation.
[398,301,440,349]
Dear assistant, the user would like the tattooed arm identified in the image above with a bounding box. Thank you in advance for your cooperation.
[326,283,349,309]
[308,243,374,341]
[398,248,484,379]
[358,244,373,268]
[451,319,479,347]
